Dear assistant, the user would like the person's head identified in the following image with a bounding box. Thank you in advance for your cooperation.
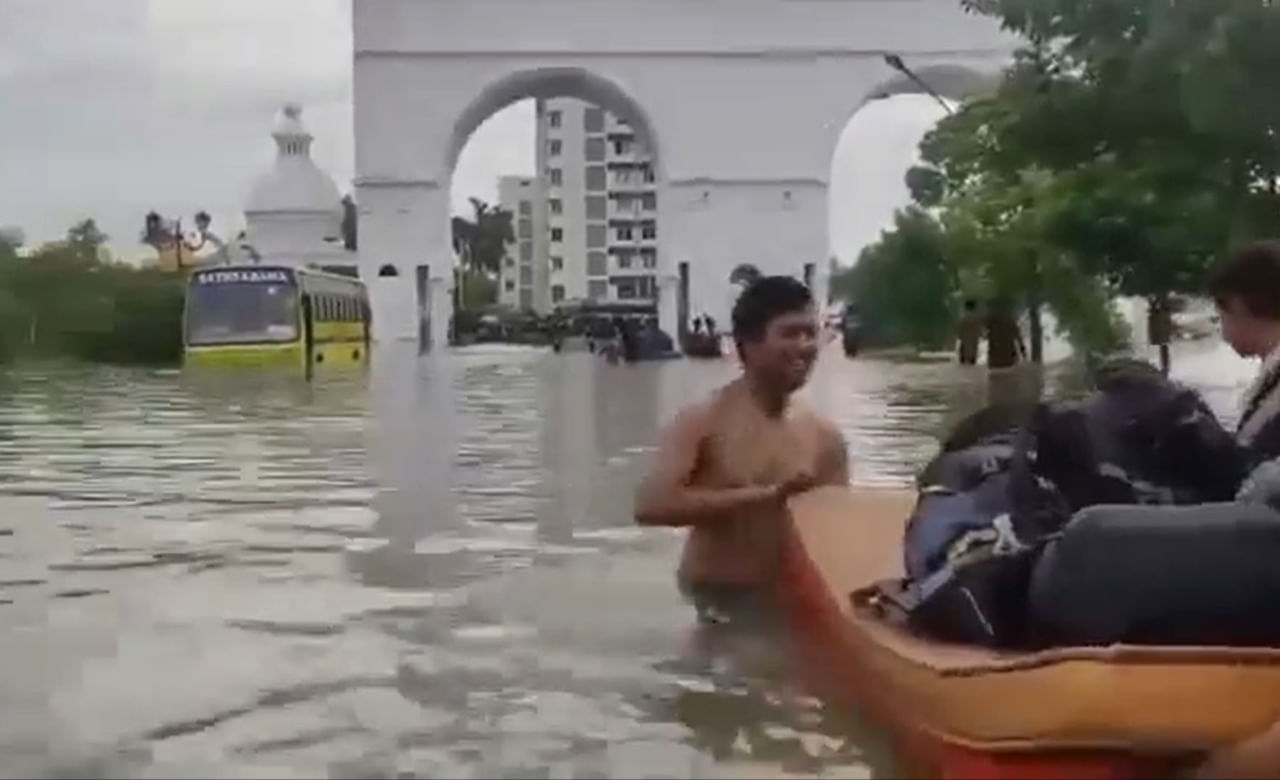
[1208,240,1280,357]
[731,275,817,391]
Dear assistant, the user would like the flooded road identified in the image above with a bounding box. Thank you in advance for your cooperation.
[0,339,1257,778]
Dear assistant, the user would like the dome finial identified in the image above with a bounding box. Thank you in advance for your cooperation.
[282,102,302,121]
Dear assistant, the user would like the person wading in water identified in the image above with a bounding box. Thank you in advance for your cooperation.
[633,276,849,626]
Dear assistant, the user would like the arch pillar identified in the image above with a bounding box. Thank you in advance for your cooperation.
[355,180,454,349]
[660,179,828,328]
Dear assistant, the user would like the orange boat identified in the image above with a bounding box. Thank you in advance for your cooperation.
[779,486,1280,779]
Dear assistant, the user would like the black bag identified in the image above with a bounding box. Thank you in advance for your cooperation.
[1033,371,1247,511]
[1029,502,1280,647]
[865,423,1071,649]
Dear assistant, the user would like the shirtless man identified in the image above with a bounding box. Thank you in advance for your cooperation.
[634,276,849,625]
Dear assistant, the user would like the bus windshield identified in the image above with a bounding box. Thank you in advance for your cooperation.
[186,278,299,346]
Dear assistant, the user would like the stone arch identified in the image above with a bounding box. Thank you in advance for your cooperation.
[823,59,1005,299]
[443,66,664,181]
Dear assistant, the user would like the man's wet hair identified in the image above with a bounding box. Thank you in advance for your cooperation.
[1207,240,1280,319]
[731,275,813,344]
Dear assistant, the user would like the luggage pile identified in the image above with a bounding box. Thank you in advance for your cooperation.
[863,359,1280,649]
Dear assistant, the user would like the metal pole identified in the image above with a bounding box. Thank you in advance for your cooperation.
[883,53,955,116]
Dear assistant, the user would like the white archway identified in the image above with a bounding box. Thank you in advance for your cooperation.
[353,0,1016,351]
[823,59,1005,300]
[445,68,665,318]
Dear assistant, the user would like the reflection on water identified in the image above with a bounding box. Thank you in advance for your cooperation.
[0,339,1256,778]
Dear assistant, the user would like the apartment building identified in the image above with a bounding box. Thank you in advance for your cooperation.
[537,97,659,307]
[496,175,547,310]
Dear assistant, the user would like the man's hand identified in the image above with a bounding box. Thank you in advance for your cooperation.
[774,469,819,501]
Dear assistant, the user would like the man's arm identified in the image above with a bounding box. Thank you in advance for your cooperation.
[818,421,851,486]
[634,404,781,528]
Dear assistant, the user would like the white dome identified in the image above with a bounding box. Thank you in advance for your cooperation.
[245,103,342,217]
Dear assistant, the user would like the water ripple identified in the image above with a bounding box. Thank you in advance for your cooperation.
[0,340,1255,777]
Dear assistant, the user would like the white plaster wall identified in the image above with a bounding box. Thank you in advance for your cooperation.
[245,212,354,269]
[353,0,1014,348]
[353,182,451,345]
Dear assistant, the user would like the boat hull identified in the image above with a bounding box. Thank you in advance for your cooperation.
[778,486,1280,779]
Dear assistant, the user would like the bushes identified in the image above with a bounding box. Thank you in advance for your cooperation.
[0,232,186,366]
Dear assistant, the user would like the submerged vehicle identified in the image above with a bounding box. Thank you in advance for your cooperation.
[183,265,370,372]
[780,486,1280,779]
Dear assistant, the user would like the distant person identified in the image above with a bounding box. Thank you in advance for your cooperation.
[985,298,1024,370]
[634,276,849,626]
[957,299,982,366]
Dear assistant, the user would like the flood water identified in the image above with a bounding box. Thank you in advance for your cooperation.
[0,338,1257,779]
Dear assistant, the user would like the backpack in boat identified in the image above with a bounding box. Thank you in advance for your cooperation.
[860,417,1072,649]
[1034,366,1247,510]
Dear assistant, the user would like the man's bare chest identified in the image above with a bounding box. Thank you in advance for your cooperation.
[699,416,822,486]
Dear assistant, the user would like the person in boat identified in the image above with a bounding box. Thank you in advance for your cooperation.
[637,317,675,358]
[1208,240,1280,463]
[633,275,849,625]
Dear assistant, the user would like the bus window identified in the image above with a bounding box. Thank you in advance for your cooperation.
[186,283,299,345]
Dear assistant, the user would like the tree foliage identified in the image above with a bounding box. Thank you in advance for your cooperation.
[837,0,1279,357]
[0,222,185,365]
[832,209,958,350]
[451,198,514,277]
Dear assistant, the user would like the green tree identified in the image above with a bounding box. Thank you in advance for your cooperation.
[832,208,958,350]
[0,222,185,365]
[451,198,514,276]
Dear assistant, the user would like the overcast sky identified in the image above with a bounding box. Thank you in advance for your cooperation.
[0,0,945,265]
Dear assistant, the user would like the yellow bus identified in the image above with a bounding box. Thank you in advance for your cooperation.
[183,265,370,371]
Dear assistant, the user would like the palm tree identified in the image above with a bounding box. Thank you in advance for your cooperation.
[451,198,515,310]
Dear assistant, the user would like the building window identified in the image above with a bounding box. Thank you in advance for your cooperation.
[587,251,607,276]
[552,284,565,303]
[505,256,515,268]
[585,165,606,192]
[548,168,562,186]
[549,198,562,216]
[517,218,533,239]
[642,166,656,183]
[548,139,562,157]
[617,250,633,269]
[616,226,634,241]
[519,289,533,310]
[640,248,657,268]
[584,107,604,133]
[584,137,605,162]
[519,241,533,261]
[586,224,607,248]
[519,200,532,216]
[548,110,562,128]
[616,278,637,300]
[641,223,657,240]
[585,196,606,220]
[505,279,515,292]
[588,279,608,300]
[638,275,656,299]
[641,193,656,211]
[550,255,563,271]
[612,138,632,155]
[550,227,563,242]
[519,266,533,285]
